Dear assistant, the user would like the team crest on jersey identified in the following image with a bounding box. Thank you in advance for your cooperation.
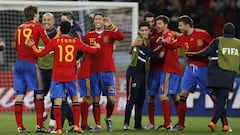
[103,36,110,43]
[197,39,203,46]
[108,86,115,93]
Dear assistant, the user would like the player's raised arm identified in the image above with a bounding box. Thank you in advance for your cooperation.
[103,16,125,40]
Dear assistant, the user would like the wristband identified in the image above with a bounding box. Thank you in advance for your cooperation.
[109,24,117,31]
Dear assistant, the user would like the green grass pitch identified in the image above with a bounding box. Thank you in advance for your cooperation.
[0,113,239,135]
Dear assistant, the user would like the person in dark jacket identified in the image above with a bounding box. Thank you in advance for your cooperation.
[123,22,161,130]
[186,22,240,132]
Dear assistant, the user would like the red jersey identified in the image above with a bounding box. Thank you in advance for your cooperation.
[35,35,97,82]
[162,30,183,75]
[166,28,213,66]
[149,31,163,72]
[16,21,50,63]
[77,53,91,78]
[84,29,125,73]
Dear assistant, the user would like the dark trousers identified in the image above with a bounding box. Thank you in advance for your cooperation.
[211,88,229,124]
[124,73,146,128]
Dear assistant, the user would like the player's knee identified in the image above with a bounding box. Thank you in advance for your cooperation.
[148,96,155,103]
[180,96,187,101]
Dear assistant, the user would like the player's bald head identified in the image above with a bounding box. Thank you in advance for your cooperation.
[43,12,54,19]
[42,12,55,31]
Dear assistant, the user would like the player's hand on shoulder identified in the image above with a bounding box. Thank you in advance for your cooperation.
[25,38,35,47]
[131,39,143,47]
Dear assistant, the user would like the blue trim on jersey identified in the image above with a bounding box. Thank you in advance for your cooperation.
[181,65,209,94]
[50,80,77,98]
[90,72,116,96]
[146,72,161,96]
[14,59,43,94]
[159,72,181,94]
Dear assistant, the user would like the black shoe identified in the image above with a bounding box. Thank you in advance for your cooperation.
[36,126,49,133]
[81,125,93,130]
[156,125,172,130]
[134,126,144,130]
[17,127,31,133]
[65,125,74,133]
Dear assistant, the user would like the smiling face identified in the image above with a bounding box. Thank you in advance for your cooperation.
[178,21,190,35]
[139,26,150,39]
[93,14,104,31]
[42,13,54,31]
[155,19,167,34]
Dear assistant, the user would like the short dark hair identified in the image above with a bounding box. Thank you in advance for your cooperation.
[223,22,235,35]
[178,15,193,28]
[143,12,155,21]
[93,12,105,19]
[139,21,150,30]
[155,15,169,25]
[24,5,38,21]
[61,11,75,21]
[60,21,71,34]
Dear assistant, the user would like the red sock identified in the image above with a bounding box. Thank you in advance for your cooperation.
[174,101,180,123]
[106,102,114,119]
[148,103,155,125]
[15,101,24,128]
[53,105,62,130]
[93,103,101,125]
[35,99,44,128]
[72,102,81,127]
[162,101,171,127]
[178,100,186,127]
[80,100,89,126]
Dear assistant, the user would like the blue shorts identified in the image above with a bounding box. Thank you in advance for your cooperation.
[77,78,91,96]
[159,72,181,94]
[50,80,77,98]
[90,72,116,96]
[13,59,44,94]
[181,65,209,94]
[147,72,161,96]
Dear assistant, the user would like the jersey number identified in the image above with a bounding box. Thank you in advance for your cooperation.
[57,45,74,62]
[89,38,96,45]
[17,28,32,45]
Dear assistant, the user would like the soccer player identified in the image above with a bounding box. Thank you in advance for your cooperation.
[76,52,93,131]
[186,22,239,132]
[161,15,213,131]
[14,5,50,133]
[60,11,83,132]
[143,12,165,130]
[154,15,182,131]
[36,12,56,133]
[143,12,155,33]
[84,12,125,132]
[123,22,161,130]
[29,21,100,134]
[61,11,83,39]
